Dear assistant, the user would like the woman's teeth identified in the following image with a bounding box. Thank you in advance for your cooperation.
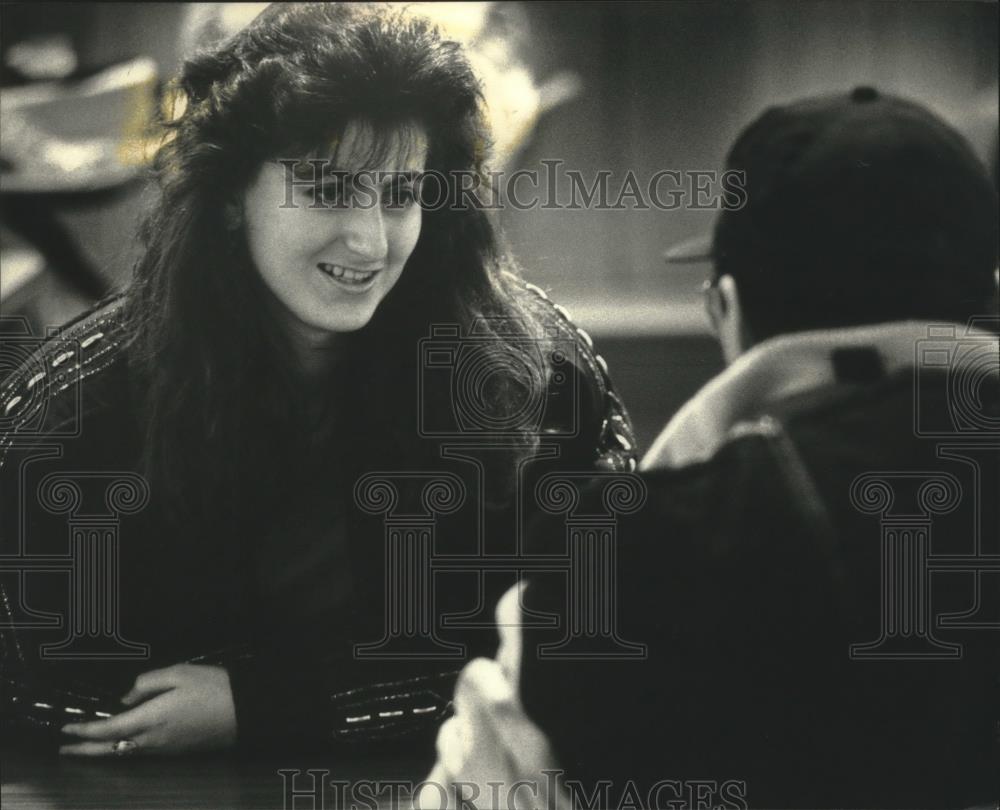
[317,263,377,284]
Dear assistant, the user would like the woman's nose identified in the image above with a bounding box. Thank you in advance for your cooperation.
[341,202,388,262]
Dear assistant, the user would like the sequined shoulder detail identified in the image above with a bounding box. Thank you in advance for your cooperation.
[505,273,638,471]
[0,296,129,469]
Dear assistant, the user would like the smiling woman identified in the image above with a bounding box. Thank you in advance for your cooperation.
[0,3,636,758]
[244,122,427,348]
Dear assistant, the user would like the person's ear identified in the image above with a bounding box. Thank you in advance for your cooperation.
[703,277,725,334]
[715,274,745,363]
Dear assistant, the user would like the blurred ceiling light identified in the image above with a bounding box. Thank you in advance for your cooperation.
[169,2,580,171]
[5,34,77,81]
[0,57,158,191]
[0,246,45,302]
[179,2,271,54]
[406,2,492,42]
[408,1,582,169]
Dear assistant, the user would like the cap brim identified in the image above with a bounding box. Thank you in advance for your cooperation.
[662,233,714,264]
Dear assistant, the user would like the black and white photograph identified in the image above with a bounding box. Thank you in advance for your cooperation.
[0,2,997,808]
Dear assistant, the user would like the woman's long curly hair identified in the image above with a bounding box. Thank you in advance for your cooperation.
[125,3,551,528]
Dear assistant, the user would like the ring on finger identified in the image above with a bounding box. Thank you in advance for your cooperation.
[111,739,139,757]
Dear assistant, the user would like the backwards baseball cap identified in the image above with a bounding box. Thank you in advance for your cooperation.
[668,87,998,334]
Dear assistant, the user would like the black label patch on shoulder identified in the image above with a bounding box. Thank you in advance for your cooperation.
[831,346,885,383]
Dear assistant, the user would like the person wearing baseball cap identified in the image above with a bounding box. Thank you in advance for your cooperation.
[425,88,999,808]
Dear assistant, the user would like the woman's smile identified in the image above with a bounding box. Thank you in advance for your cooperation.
[316,262,382,293]
[242,120,428,347]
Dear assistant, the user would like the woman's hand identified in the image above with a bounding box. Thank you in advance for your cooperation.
[60,664,237,756]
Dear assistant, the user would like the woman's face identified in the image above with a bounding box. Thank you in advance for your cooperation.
[243,120,428,346]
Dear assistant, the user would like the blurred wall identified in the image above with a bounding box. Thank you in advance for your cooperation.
[2,1,996,448]
[501,1,998,330]
[3,1,995,324]
[1,2,189,306]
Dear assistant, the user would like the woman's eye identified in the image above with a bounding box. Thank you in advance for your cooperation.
[299,179,347,207]
[312,182,346,206]
[384,183,416,208]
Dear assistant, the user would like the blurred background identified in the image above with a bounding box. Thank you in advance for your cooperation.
[1,1,997,451]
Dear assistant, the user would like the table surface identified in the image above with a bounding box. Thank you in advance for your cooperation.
[1,748,437,810]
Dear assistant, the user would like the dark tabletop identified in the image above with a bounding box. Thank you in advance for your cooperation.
[1,748,437,810]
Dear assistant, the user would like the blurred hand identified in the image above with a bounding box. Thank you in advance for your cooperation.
[60,664,237,756]
[421,584,569,810]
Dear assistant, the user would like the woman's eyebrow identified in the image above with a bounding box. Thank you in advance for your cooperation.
[380,170,420,184]
[341,170,422,187]
[287,164,421,183]
[285,159,350,182]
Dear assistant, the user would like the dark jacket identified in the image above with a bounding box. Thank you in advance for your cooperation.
[0,280,637,753]
[518,321,999,809]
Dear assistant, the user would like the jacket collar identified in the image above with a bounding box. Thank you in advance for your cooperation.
[641,320,998,471]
